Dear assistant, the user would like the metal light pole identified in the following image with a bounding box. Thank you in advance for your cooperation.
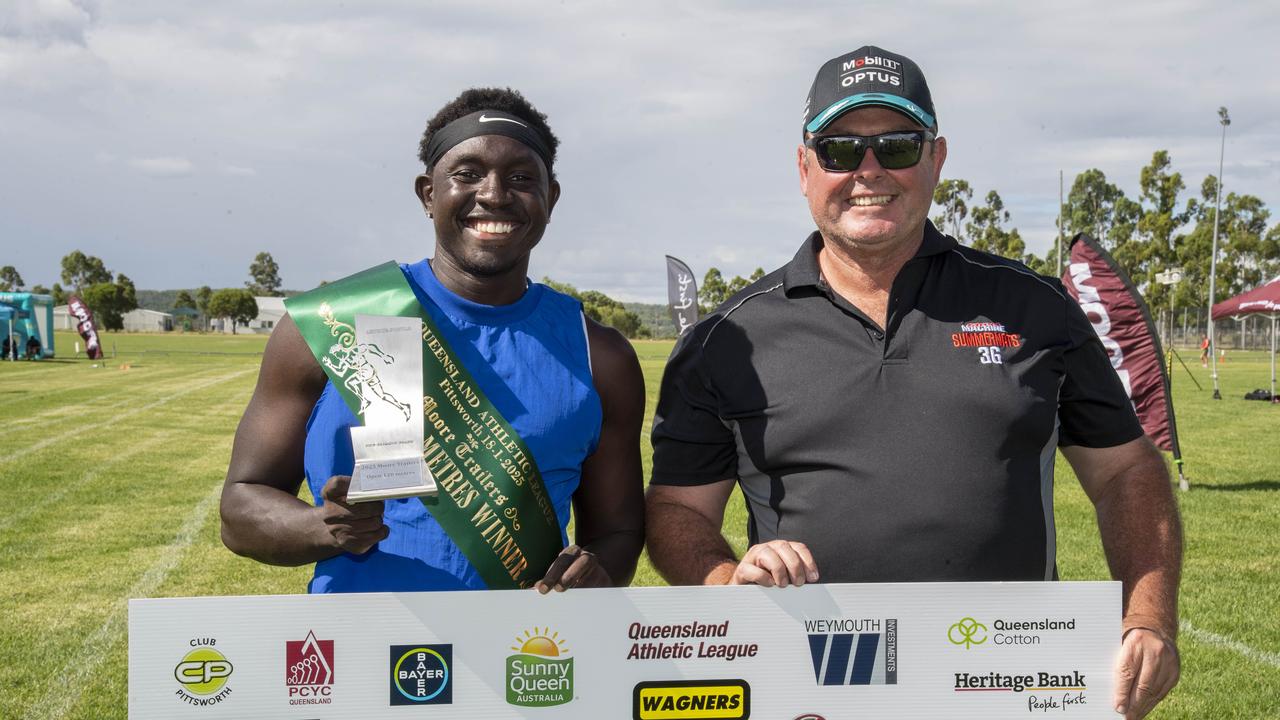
[1208,106,1230,400]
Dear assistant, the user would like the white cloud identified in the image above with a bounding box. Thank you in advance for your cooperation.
[130,156,193,177]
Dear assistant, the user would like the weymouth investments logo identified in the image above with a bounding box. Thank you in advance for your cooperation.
[174,638,233,707]
[948,617,988,649]
[285,631,334,706]
[804,618,897,685]
[507,627,573,707]
[390,644,452,706]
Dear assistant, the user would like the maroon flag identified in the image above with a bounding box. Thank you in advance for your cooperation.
[67,295,103,360]
[1061,234,1182,463]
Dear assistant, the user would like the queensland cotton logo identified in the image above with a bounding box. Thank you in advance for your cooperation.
[506,627,573,707]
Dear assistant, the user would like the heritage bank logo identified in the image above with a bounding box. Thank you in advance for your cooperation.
[390,644,452,705]
[285,631,334,706]
[174,638,233,707]
[632,679,750,720]
[805,618,897,685]
[506,626,573,707]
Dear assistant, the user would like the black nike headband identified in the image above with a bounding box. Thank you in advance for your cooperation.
[422,110,555,172]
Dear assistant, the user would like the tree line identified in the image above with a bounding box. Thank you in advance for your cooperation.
[932,150,1280,312]
[1,251,285,332]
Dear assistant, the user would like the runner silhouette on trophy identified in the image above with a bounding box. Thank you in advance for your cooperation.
[328,342,412,422]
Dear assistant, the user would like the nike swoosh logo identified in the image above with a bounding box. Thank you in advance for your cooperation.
[478,114,528,127]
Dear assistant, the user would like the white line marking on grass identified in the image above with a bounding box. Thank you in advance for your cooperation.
[0,368,254,466]
[23,480,224,720]
[1182,619,1280,668]
[0,431,175,534]
[0,366,225,431]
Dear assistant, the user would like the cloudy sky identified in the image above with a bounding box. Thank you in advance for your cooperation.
[3,0,1277,302]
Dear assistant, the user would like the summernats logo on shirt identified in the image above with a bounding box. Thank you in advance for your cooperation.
[952,321,1022,365]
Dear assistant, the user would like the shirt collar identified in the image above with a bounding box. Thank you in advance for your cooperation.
[783,220,957,293]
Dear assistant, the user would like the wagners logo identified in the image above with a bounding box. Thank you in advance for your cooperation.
[390,644,452,705]
[174,638,233,707]
[633,679,749,720]
[286,631,333,705]
[507,626,573,707]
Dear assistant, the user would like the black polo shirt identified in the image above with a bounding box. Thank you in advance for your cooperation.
[650,222,1143,582]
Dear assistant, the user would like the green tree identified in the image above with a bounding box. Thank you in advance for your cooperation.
[1063,169,1142,252]
[699,267,764,313]
[51,283,68,305]
[1176,177,1279,313]
[196,286,213,331]
[81,273,138,331]
[60,251,112,293]
[966,190,1025,260]
[932,178,973,242]
[540,278,646,339]
[247,252,282,296]
[30,284,50,295]
[1132,150,1189,309]
[208,289,259,334]
[0,266,24,291]
[173,290,197,311]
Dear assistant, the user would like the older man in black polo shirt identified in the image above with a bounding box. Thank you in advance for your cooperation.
[646,46,1181,719]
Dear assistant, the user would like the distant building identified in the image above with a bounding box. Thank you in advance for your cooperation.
[123,308,174,332]
[213,296,286,334]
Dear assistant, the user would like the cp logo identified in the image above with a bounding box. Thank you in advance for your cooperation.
[175,647,233,695]
[948,617,988,649]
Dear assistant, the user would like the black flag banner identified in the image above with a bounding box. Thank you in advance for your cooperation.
[665,256,699,337]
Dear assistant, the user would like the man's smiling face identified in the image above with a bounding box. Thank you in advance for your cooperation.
[419,134,559,278]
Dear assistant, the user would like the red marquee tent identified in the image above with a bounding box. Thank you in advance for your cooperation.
[1212,276,1280,400]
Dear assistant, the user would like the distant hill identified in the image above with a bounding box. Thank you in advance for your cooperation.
[136,289,298,312]
[625,302,678,339]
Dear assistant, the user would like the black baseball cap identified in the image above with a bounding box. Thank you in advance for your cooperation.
[803,46,936,134]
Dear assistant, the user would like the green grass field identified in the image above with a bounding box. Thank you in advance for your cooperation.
[0,331,1277,717]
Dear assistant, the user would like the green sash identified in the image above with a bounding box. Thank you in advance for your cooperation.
[285,262,562,589]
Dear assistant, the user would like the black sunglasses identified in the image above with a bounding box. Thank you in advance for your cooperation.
[805,130,936,172]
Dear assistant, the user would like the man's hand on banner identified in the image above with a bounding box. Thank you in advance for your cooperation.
[535,544,612,593]
[729,539,819,587]
[1114,626,1180,719]
[319,475,389,555]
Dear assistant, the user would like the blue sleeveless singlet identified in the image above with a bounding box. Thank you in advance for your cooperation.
[303,259,602,592]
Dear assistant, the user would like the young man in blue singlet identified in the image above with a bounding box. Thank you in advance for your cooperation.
[220,88,645,593]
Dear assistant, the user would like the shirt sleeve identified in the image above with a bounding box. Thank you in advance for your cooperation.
[1057,296,1146,448]
[650,326,739,486]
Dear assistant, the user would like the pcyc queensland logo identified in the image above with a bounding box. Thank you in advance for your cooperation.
[174,638,233,707]
[286,631,333,706]
[948,617,988,649]
[507,626,573,707]
[390,644,452,705]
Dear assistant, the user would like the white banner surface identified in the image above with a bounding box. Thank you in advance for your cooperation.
[130,581,1119,719]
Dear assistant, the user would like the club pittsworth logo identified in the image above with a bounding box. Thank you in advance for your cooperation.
[285,631,334,705]
[507,626,573,707]
[174,638,233,707]
[948,617,988,649]
[632,679,750,720]
[804,618,897,685]
[949,616,1076,648]
[390,644,452,705]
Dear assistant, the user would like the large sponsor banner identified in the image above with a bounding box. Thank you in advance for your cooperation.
[130,582,1119,718]
[1060,234,1180,454]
